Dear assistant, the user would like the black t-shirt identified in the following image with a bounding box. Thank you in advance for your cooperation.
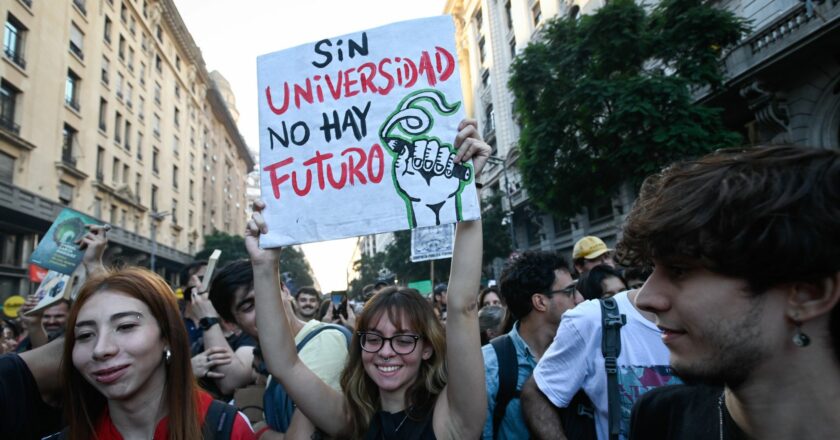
[630,384,750,440]
[0,353,64,439]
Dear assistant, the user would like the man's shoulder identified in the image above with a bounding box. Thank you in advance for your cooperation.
[297,321,350,349]
[635,383,721,416]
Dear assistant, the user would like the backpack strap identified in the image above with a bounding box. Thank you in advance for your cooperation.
[490,334,518,438]
[202,399,238,439]
[600,297,626,440]
[296,323,352,351]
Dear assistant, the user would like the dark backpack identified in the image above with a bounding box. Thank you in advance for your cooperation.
[203,399,238,439]
[491,297,625,440]
[263,323,352,432]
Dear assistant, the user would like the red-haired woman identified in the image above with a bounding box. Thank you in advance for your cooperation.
[58,267,255,440]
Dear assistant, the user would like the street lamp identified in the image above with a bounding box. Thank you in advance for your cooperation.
[149,211,170,273]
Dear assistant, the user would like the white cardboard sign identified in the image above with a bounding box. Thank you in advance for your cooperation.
[257,16,480,247]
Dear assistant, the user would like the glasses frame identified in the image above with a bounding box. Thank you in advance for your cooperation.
[357,332,421,355]
[545,284,578,298]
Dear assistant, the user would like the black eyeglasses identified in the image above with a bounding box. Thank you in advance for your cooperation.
[357,332,421,355]
[545,283,578,298]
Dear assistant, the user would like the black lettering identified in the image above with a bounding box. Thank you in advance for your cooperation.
[312,39,333,68]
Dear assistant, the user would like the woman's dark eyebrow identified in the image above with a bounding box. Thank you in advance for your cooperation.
[75,311,144,328]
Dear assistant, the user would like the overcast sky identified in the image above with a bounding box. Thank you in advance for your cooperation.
[173,0,448,291]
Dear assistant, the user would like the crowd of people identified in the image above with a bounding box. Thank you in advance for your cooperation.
[0,121,838,440]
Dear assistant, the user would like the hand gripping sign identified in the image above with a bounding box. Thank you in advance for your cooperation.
[380,89,472,228]
[257,16,480,247]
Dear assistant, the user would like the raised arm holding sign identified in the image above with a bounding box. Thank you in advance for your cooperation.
[257,16,480,247]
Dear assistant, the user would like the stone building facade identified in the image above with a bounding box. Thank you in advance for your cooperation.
[0,0,253,298]
[445,0,840,260]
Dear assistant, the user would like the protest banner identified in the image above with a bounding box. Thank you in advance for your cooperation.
[257,16,480,247]
[411,223,454,262]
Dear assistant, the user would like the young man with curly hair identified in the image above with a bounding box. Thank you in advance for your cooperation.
[623,146,840,439]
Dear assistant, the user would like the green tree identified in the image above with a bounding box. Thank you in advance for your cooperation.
[481,191,513,265]
[195,232,248,265]
[508,0,748,218]
[348,251,386,298]
[383,230,452,286]
[196,232,314,288]
[279,246,315,289]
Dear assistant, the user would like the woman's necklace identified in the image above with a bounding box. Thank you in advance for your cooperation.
[394,405,414,432]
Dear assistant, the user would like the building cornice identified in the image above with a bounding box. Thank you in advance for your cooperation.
[158,0,211,86]
[207,84,255,170]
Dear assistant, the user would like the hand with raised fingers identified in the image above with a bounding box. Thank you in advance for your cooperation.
[192,346,233,380]
[77,224,109,275]
[190,281,220,321]
[245,200,281,267]
[18,294,42,332]
[453,119,492,179]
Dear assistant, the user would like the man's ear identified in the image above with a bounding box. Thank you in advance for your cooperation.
[787,272,840,322]
[531,293,550,313]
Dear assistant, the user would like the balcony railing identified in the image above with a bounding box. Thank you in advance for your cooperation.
[0,114,20,134]
[62,150,77,167]
[69,43,84,60]
[73,0,87,16]
[4,46,26,69]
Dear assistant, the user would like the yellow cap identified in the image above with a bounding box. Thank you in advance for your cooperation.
[573,236,611,260]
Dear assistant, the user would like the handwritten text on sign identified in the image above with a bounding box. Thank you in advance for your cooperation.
[257,16,480,247]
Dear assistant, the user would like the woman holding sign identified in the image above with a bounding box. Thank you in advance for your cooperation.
[58,268,254,439]
[248,119,489,439]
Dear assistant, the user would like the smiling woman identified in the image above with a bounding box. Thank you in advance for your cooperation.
[59,268,255,440]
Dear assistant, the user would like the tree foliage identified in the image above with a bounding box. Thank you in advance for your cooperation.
[508,0,749,218]
[348,251,386,298]
[481,191,513,264]
[196,232,249,265]
[196,231,314,289]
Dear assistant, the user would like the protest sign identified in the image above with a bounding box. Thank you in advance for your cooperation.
[29,208,103,274]
[257,16,480,247]
[411,223,454,262]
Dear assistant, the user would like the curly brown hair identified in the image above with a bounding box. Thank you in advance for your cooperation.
[617,145,840,357]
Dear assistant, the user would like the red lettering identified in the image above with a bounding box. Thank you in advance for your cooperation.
[357,63,378,94]
[302,151,334,190]
[417,51,437,86]
[326,162,348,189]
[324,72,343,100]
[265,83,290,116]
[403,58,418,87]
[378,58,394,95]
[368,143,385,183]
[436,47,455,82]
[291,169,312,196]
[342,147,368,185]
[343,67,359,98]
[293,79,314,109]
[262,157,294,199]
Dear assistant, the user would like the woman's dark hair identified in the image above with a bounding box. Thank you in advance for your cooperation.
[478,286,505,308]
[617,145,840,359]
[2,318,20,338]
[576,264,627,300]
